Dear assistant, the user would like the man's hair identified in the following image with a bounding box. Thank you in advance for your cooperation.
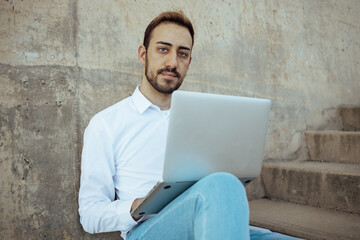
[143,11,194,50]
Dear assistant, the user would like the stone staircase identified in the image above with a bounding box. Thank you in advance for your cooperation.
[247,106,360,240]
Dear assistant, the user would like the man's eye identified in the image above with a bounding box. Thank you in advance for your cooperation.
[179,52,188,57]
[159,48,167,53]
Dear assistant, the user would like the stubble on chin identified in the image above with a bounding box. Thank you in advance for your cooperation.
[145,59,184,95]
[146,73,183,95]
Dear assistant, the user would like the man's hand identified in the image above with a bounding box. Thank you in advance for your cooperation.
[130,198,144,221]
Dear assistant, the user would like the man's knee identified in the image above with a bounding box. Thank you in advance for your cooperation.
[202,172,244,186]
[196,172,247,199]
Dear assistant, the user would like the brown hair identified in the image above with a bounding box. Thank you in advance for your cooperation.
[143,11,194,50]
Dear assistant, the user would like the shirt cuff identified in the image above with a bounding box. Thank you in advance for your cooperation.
[116,198,139,233]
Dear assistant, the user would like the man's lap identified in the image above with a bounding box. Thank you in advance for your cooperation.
[127,173,248,239]
[127,173,302,240]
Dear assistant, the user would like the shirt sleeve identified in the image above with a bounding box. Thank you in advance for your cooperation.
[78,115,138,234]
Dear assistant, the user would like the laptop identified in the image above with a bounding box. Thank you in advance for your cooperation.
[131,90,271,217]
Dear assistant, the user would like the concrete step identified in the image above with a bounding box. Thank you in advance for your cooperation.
[249,198,360,240]
[261,161,360,214]
[305,131,360,164]
[338,106,360,131]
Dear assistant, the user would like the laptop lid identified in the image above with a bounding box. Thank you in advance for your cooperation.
[162,90,271,183]
[131,90,271,216]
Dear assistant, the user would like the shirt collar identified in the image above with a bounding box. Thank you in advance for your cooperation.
[132,85,158,114]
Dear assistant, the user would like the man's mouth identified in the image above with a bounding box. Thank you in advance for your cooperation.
[158,68,180,80]
[161,72,178,79]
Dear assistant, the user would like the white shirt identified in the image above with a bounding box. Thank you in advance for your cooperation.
[78,86,169,239]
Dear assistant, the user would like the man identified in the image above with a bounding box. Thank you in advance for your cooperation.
[79,11,278,240]
[78,10,249,240]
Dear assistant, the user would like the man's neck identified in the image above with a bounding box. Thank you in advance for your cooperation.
[139,82,171,110]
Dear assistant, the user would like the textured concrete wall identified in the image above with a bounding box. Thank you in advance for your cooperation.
[1,0,359,239]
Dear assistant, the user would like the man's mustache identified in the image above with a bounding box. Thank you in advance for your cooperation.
[157,68,181,78]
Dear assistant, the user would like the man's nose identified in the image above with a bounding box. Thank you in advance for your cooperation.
[165,51,178,69]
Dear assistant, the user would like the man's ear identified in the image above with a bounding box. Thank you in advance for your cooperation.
[138,45,146,65]
[187,57,192,70]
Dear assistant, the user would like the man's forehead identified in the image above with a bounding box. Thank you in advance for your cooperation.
[149,22,192,50]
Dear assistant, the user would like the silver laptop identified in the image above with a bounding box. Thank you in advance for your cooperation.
[131,90,271,217]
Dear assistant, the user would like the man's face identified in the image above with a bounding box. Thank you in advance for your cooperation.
[144,22,192,94]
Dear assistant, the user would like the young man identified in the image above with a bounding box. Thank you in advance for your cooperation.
[79,11,250,240]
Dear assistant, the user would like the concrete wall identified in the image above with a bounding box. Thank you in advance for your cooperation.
[1,0,359,239]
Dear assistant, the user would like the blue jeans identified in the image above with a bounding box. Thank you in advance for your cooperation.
[127,172,302,240]
[127,172,250,240]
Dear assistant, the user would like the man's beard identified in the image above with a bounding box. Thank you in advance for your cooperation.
[145,56,184,94]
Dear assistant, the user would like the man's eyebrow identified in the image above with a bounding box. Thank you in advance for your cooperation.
[156,41,191,51]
